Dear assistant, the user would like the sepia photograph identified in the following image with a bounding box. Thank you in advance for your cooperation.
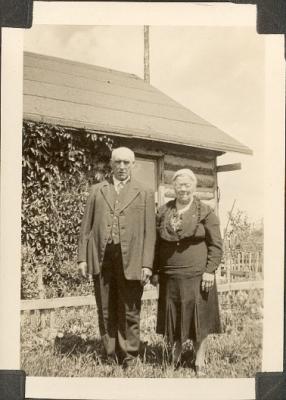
[20,23,264,379]
[0,2,284,400]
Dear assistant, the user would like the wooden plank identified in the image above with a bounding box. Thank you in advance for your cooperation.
[23,53,252,156]
[218,280,263,292]
[163,183,215,194]
[164,154,214,173]
[20,281,263,312]
[50,310,56,330]
[163,146,219,161]
[124,139,218,162]
[24,80,214,126]
[24,96,249,155]
[216,163,242,173]
[25,53,155,92]
[37,267,45,299]
[25,52,142,80]
[164,186,215,200]
[23,95,218,137]
[24,67,177,108]
[164,170,215,188]
[21,295,96,311]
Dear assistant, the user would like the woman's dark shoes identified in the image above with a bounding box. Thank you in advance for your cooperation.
[175,349,195,370]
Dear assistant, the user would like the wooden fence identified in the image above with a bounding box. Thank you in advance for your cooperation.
[21,250,263,332]
[21,280,263,332]
[217,250,263,282]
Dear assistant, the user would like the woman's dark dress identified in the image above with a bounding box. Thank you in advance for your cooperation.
[155,197,223,344]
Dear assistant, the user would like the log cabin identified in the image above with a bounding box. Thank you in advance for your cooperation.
[23,51,252,214]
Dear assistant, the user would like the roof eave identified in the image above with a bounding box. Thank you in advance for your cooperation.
[23,114,253,156]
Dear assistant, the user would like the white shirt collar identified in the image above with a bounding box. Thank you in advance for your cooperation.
[113,176,130,188]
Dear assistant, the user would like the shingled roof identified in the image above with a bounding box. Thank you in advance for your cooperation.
[23,52,252,155]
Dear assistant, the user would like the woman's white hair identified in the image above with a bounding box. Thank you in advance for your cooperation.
[172,168,197,186]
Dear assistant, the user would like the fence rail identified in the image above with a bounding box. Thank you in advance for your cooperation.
[21,280,263,312]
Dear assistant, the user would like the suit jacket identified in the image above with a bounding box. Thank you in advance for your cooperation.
[78,178,156,280]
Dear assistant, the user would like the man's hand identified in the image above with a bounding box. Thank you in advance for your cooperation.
[150,274,159,286]
[141,267,152,286]
[78,262,88,278]
[201,272,215,292]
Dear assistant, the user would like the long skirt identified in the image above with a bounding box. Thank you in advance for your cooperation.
[156,273,221,344]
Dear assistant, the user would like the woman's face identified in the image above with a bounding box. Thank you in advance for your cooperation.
[173,175,196,204]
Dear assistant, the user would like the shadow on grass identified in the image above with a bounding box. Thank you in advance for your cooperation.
[139,341,167,366]
[54,335,195,370]
[54,334,104,359]
[139,341,195,369]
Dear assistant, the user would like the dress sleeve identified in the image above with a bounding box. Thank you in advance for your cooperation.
[204,211,223,273]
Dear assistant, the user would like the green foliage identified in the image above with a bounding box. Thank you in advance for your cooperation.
[22,121,113,299]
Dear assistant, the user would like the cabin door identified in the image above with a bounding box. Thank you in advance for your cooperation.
[133,156,159,205]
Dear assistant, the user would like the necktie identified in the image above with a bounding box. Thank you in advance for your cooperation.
[116,181,124,194]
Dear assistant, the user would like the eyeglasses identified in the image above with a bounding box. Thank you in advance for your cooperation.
[174,183,194,189]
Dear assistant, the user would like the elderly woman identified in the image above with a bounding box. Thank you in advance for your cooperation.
[152,169,223,376]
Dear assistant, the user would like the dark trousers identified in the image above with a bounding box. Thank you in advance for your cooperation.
[93,243,143,363]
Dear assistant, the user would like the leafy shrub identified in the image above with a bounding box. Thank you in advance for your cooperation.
[224,209,263,252]
[22,121,114,299]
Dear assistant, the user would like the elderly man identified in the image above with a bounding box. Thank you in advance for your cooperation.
[78,147,156,367]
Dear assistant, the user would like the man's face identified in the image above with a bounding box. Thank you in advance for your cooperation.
[111,151,135,181]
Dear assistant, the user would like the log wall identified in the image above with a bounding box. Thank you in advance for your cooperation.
[162,152,216,208]
[116,138,218,210]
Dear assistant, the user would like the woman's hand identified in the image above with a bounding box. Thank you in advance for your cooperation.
[201,272,214,292]
[151,274,159,286]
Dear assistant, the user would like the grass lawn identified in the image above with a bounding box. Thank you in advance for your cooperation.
[21,290,263,378]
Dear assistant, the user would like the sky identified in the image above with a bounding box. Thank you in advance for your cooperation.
[24,25,265,229]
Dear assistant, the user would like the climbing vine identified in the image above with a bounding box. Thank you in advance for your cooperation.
[22,121,113,298]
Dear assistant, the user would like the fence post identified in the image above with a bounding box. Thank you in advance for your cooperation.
[237,252,241,274]
[50,310,55,331]
[38,267,45,299]
[255,252,260,279]
[226,255,231,308]
[249,252,252,279]
[226,256,231,285]
[37,267,47,329]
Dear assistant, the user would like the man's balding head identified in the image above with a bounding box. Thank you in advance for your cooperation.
[110,147,135,181]
[111,147,135,163]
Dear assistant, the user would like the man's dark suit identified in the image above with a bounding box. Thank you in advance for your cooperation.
[78,178,156,363]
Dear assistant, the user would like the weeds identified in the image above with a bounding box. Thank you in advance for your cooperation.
[21,290,263,378]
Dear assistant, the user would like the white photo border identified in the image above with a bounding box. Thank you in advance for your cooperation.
[0,2,284,399]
